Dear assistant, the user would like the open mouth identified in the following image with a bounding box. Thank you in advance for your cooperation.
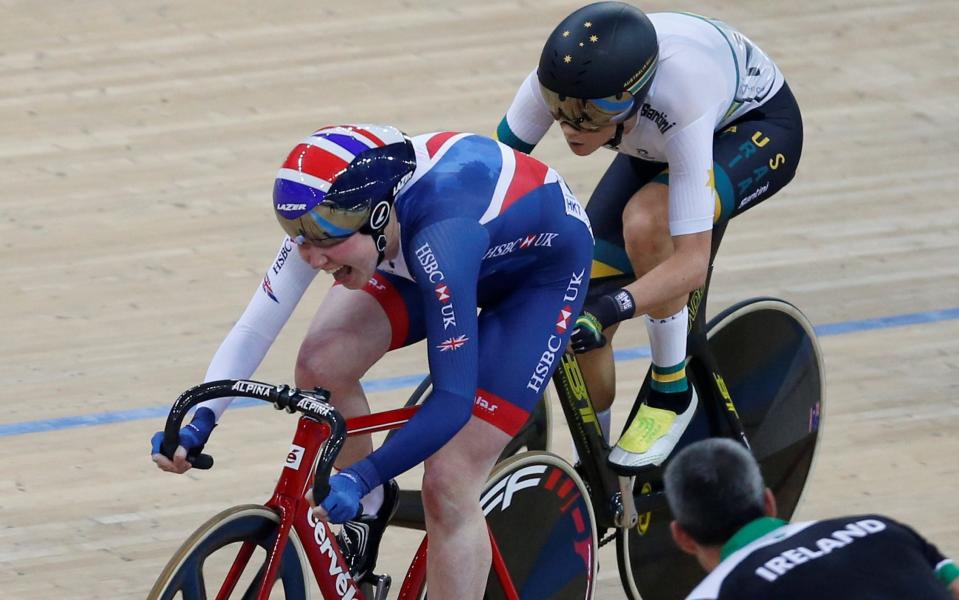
[330,265,352,282]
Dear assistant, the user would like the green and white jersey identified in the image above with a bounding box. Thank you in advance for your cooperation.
[498,12,785,237]
[687,516,959,600]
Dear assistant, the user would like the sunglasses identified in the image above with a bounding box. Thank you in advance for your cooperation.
[539,85,636,132]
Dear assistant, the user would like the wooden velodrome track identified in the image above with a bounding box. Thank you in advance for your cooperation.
[2,0,957,597]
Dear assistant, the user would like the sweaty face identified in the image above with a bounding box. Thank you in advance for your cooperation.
[295,234,378,290]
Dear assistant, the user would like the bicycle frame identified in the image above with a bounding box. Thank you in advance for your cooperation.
[549,251,753,530]
[244,415,357,600]
[219,403,520,600]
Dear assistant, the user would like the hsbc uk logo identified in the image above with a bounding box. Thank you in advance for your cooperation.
[556,305,573,334]
[272,238,295,276]
[436,334,469,352]
[260,237,297,304]
[415,242,445,283]
[527,269,586,393]
[483,232,559,260]
[416,242,457,329]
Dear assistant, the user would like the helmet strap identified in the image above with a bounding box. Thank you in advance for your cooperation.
[365,201,392,265]
[605,123,625,148]
[372,228,389,265]
[361,137,415,266]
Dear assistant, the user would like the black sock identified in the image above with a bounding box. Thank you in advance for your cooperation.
[645,386,692,412]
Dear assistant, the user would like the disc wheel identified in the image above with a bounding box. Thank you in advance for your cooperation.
[616,298,825,600]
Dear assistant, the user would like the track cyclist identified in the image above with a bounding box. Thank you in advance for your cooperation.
[496,1,804,473]
[150,124,593,598]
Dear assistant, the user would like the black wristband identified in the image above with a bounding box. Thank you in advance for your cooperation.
[589,288,636,329]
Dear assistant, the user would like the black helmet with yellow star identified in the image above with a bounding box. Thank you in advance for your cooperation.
[537,2,658,135]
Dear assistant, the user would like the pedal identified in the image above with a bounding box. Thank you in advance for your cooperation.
[359,572,391,600]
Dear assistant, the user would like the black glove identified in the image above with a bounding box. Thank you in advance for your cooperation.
[569,289,636,354]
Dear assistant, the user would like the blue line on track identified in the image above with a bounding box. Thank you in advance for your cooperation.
[2,307,957,438]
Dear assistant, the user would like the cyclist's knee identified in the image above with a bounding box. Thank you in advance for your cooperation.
[622,184,671,274]
[421,422,506,526]
[421,463,481,527]
[294,328,379,391]
[296,292,392,390]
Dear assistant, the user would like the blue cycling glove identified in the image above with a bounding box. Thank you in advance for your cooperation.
[151,406,217,459]
[320,468,370,523]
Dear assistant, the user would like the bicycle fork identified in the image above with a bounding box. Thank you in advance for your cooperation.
[552,351,638,529]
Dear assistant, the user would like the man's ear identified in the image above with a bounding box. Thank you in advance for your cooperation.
[671,520,700,556]
[764,488,777,518]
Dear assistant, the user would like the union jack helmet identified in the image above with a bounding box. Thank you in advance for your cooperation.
[273,124,416,247]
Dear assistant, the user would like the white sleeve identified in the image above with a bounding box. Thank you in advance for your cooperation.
[198,237,318,420]
[501,70,555,148]
[664,112,717,236]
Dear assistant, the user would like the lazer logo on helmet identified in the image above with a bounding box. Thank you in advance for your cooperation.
[369,200,391,230]
[392,170,413,197]
[276,203,307,211]
[306,507,359,599]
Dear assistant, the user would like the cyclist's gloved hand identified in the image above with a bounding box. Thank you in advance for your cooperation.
[570,289,637,354]
[320,470,366,523]
[151,406,217,472]
[571,311,607,353]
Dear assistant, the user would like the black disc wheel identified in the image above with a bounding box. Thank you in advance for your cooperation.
[616,298,824,600]
[482,452,598,600]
